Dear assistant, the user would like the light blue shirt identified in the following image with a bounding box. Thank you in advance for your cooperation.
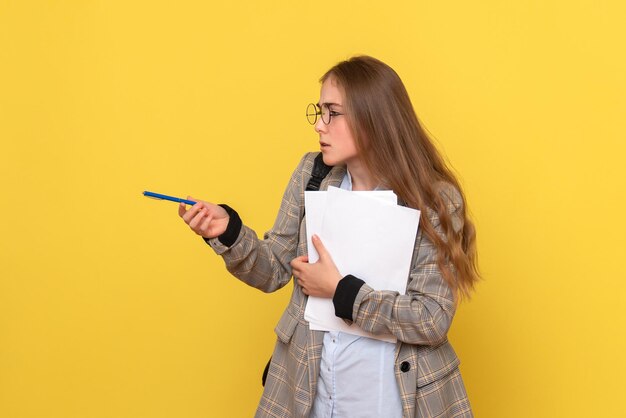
[310,171,403,418]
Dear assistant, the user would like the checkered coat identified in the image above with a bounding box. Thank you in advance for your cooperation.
[208,152,473,417]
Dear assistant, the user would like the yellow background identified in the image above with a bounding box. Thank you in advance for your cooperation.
[1,1,625,417]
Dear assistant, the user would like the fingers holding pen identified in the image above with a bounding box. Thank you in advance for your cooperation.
[178,197,230,239]
[178,199,194,218]
[178,197,208,233]
[199,212,215,233]
[178,196,201,220]
[189,208,209,230]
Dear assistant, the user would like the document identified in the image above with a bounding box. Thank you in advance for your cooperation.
[304,187,420,342]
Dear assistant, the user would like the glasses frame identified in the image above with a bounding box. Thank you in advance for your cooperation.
[306,103,344,125]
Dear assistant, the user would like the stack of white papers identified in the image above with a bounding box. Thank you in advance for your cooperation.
[303,186,421,343]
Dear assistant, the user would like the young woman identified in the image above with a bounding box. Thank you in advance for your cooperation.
[179,56,479,418]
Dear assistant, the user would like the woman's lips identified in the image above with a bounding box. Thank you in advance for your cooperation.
[319,141,330,148]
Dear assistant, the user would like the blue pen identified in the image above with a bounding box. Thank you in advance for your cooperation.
[143,191,197,206]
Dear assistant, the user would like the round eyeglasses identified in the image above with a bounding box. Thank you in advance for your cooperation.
[306,103,344,125]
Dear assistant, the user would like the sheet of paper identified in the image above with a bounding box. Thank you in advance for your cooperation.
[303,187,420,342]
[304,189,397,263]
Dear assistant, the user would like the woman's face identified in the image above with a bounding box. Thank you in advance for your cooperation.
[315,76,359,167]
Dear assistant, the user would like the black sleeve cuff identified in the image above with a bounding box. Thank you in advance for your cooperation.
[203,204,242,248]
[333,275,365,321]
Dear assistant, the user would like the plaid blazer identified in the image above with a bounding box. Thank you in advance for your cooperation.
[208,152,472,418]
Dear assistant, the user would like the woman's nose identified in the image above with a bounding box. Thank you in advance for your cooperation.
[315,117,326,133]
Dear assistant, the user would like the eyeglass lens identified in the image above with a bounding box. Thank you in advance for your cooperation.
[306,103,331,125]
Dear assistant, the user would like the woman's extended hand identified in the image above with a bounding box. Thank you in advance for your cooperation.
[178,197,229,239]
[290,235,342,298]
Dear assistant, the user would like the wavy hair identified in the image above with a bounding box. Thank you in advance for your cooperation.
[321,56,479,299]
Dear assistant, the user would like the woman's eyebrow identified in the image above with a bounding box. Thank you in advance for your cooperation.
[317,102,343,107]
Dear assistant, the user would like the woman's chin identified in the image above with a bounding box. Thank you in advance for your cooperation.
[320,153,336,167]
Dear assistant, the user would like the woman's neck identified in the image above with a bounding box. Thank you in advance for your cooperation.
[347,160,377,191]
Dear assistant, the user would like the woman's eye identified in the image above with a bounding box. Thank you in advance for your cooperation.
[329,110,340,116]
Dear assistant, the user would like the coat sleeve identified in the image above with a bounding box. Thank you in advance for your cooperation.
[333,183,464,346]
[206,153,315,293]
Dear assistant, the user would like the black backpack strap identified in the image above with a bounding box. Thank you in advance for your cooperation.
[305,153,333,191]
[262,357,271,386]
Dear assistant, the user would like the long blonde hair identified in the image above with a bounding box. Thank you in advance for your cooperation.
[322,56,479,299]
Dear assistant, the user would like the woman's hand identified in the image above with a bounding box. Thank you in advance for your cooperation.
[290,235,342,298]
[178,197,229,239]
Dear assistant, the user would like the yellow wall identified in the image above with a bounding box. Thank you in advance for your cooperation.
[1,1,625,416]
